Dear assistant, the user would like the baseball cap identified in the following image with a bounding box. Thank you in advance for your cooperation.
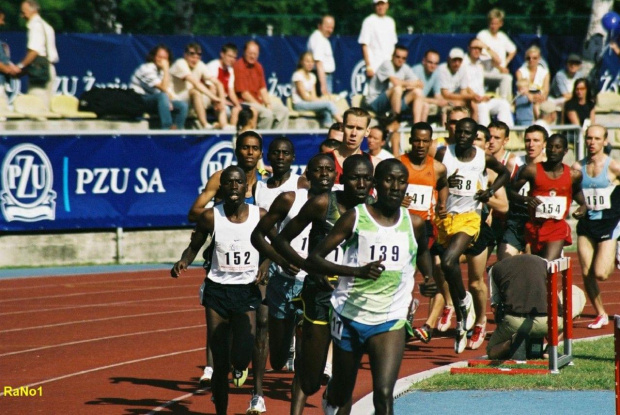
[540,101,557,114]
[373,0,388,3]
[449,48,465,60]
[567,53,582,64]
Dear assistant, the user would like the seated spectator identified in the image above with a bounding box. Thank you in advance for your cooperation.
[327,121,344,141]
[411,49,450,122]
[563,78,596,126]
[439,48,474,111]
[366,126,394,160]
[516,45,549,118]
[170,42,227,130]
[477,8,516,101]
[234,40,289,130]
[463,37,514,127]
[364,44,425,122]
[205,43,244,129]
[291,52,343,128]
[534,101,557,136]
[514,78,534,126]
[130,44,188,130]
[550,53,586,105]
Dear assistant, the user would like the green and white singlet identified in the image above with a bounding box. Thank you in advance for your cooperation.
[331,204,418,325]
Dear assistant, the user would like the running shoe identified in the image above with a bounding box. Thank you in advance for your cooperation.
[246,392,266,414]
[437,305,454,332]
[199,366,213,387]
[588,314,609,329]
[408,298,420,327]
[322,386,338,415]
[322,362,332,386]
[413,324,432,344]
[454,321,467,354]
[286,337,295,372]
[232,367,248,388]
[467,323,486,350]
[462,291,476,331]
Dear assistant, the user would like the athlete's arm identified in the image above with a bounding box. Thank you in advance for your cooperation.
[188,170,222,222]
[570,168,587,219]
[434,160,449,219]
[477,154,510,203]
[305,209,384,280]
[509,163,540,209]
[251,192,300,275]
[171,209,215,277]
[411,214,433,280]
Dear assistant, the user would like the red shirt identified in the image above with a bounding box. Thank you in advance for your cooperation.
[233,58,267,103]
[530,163,573,221]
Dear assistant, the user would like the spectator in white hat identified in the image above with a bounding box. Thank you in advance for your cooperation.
[358,0,397,79]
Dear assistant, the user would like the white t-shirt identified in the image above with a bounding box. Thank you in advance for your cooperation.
[205,59,236,91]
[476,29,516,71]
[438,63,466,94]
[307,30,335,73]
[374,148,395,161]
[169,59,211,101]
[27,14,59,64]
[463,56,485,96]
[517,64,549,92]
[358,14,397,71]
[291,70,317,104]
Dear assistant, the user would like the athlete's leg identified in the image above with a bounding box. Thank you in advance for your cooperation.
[496,242,521,260]
[441,232,475,320]
[206,308,231,415]
[366,328,407,415]
[268,315,297,370]
[579,236,615,317]
[230,310,256,372]
[325,343,363,409]
[252,285,269,397]
[539,240,565,261]
[466,249,489,327]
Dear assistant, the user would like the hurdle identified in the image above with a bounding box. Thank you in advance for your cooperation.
[615,315,619,415]
[451,257,573,376]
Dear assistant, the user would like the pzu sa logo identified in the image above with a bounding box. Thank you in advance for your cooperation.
[199,141,235,194]
[1,144,57,222]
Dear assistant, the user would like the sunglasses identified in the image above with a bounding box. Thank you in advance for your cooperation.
[525,56,539,61]
[188,51,202,56]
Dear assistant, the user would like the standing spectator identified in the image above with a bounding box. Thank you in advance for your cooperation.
[307,15,336,95]
[516,45,549,118]
[358,0,397,79]
[463,37,514,127]
[364,45,424,122]
[291,52,343,128]
[366,126,394,160]
[0,7,19,107]
[411,49,450,121]
[476,8,516,101]
[563,78,596,126]
[550,54,586,105]
[130,44,189,130]
[170,42,227,130]
[206,43,244,129]
[17,0,59,109]
[234,40,289,130]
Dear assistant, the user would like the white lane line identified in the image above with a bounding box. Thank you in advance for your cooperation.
[0,347,204,397]
[1,308,199,333]
[0,295,195,316]
[0,324,205,357]
[0,283,197,303]
[146,388,209,414]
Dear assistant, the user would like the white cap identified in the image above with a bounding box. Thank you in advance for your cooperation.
[449,48,465,60]
[373,0,388,3]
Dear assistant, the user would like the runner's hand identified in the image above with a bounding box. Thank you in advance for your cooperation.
[171,260,188,278]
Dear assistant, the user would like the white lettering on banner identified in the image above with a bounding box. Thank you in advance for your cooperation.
[0,144,57,222]
[75,168,164,194]
[267,73,292,98]
[350,60,369,96]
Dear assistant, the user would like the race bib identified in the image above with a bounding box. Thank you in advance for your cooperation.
[406,184,433,211]
[535,196,567,219]
[518,182,530,197]
[215,239,258,272]
[358,230,409,271]
[332,184,344,191]
[326,245,344,265]
[449,171,479,197]
[330,312,343,340]
[290,226,311,258]
[583,187,613,211]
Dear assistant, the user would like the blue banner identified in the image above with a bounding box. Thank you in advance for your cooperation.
[0,132,323,231]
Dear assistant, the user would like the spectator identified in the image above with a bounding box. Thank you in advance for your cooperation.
[487,254,562,360]
[130,44,188,130]
[17,0,59,109]
[307,15,336,95]
[534,101,557,136]
[366,126,394,160]
[563,78,596,126]
[439,48,473,109]
[364,44,424,122]
[358,0,397,79]
[550,53,586,105]
[0,7,19,107]
[205,43,244,129]
[319,137,342,153]
[516,45,549,117]
[514,78,535,126]
[327,121,344,142]
[169,42,227,130]
[476,8,516,101]
[234,40,289,130]
[291,52,343,128]
[411,49,450,122]
[236,106,257,133]
[463,37,514,127]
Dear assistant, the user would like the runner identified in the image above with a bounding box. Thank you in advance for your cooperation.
[397,122,448,344]
[250,154,336,414]
[434,117,510,353]
[512,132,587,260]
[305,159,433,415]
[171,166,266,415]
[572,125,620,329]
[272,154,374,415]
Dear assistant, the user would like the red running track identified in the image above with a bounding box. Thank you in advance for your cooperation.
[0,253,618,414]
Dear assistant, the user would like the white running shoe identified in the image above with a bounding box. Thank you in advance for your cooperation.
[246,392,266,414]
[588,314,609,329]
[199,366,213,387]
[462,291,476,331]
[437,305,455,332]
[322,387,338,415]
[322,362,332,385]
[454,321,467,354]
